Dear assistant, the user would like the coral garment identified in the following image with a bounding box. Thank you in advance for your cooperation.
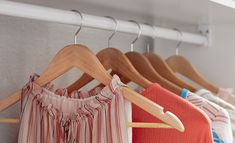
[182,89,233,143]
[132,83,213,143]
[18,74,129,143]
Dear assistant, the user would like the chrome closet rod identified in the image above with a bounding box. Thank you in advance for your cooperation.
[0,1,207,45]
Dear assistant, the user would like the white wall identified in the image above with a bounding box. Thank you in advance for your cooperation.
[1,0,235,142]
[154,2,235,90]
[0,0,151,142]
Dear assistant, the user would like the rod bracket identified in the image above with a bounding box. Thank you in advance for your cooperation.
[198,25,211,47]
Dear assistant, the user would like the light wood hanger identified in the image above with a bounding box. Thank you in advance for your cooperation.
[0,44,109,111]
[67,48,152,92]
[166,55,219,94]
[165,28,218,94]
[67,47,173,129]
[66,17,177,129]
[1,118,173,128]
[144,53,197,92]
[0,44,184,132]
[68,17,151,92]
[0,13,184,131]
[125,52,182,95]
[119,20,182,95]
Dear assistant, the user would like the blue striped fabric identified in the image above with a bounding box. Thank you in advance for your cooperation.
[181,89,226,143]
[213,128,225,143]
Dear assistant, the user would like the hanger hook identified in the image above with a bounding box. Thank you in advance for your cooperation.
[146,24,157,53]
[150,25,159,53]
[146,43,150,53]
[71,9,84,45]
[129,20,142,52]
[173,28,182,55]
[104,16,118,47]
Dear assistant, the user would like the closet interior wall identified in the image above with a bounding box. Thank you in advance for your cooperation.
[0,0,152,142]
[2,0,235,142]
[154,1,235,90]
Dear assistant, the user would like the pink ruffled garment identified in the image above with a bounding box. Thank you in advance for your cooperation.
[18,74,129,143]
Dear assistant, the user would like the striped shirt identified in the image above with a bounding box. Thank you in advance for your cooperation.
[182,89,233,143]
[197,89,235,143]
[197,89,235,111]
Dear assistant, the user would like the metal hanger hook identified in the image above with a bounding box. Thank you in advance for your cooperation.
[71,9,84,44]
[143,23,156,53]
[104,16,118,47]
[129,20,142,52]
[147,24,157,53]
[173,28,182,55]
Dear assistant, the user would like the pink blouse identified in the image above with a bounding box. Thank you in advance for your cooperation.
[18,74,129,143]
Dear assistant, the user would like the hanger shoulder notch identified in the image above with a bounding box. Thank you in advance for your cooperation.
[123,87,185,132]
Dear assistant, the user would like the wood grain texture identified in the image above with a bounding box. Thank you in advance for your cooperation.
[0,45,184,132]
[125,52,182,95]
[67,48,152,92]
[166,55,219,94]
[0,118,176,129]
[144,53,196,92]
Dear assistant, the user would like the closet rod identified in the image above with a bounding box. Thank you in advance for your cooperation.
[0,1,207,45]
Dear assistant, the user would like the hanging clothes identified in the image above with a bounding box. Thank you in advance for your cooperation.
[18,74,129,143]
[132,83,213,143]
[217,88,235,106]
[196,89,235,143]
[56,81,132,143]
[196,89,235,111]
[181,89,233,143]
[213,128,225,143]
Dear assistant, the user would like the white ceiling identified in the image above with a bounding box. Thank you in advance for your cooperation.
[209,1,235,25]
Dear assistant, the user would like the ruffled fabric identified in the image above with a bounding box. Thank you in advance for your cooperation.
[18,74,128,143]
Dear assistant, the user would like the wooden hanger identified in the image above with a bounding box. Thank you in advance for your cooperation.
[0,44,184,132]
[67,48,152,92]
[166,55,219,94]
[125,51,182,95]
[68,17,151,91]
[144,53,197,92]
[165,28,218,94]
[118,20,182,95]
[67,47,172,129]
